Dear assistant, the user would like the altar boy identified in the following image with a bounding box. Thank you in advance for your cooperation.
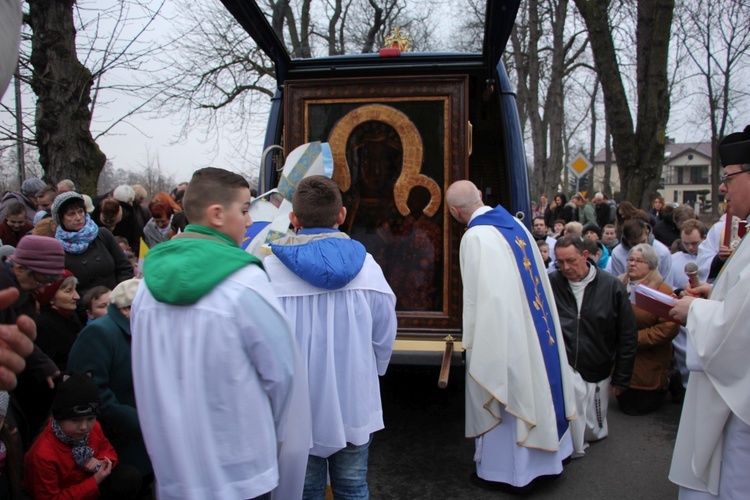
[264,175,397,499]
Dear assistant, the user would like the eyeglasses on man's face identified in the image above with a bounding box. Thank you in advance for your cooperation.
[721,169,750,186]
[31,271,61,289]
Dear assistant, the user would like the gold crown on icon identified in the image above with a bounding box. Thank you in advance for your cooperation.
[384,27,412,52]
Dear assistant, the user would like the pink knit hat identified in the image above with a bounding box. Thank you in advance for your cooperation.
[13,235,65,275]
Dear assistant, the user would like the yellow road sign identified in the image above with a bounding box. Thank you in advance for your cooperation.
[568,155,593,177]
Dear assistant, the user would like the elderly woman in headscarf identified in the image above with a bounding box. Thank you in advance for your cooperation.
[616,243,680,415]
[17,270,83,440]
[51,192,133,296]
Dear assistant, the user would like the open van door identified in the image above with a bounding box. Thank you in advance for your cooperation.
[219,0,528,381]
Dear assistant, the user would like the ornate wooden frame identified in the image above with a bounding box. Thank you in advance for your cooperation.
[284,75,468,336]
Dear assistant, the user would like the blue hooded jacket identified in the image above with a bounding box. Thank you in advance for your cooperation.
[270,228,366,289]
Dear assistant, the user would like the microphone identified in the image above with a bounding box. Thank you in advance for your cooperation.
[685,262,701,288]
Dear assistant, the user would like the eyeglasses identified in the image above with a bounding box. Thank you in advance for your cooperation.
[721,170,750,185]
[31,272,61,288]
[627,258,648,265]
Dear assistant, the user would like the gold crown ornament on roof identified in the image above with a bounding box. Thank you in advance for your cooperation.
[384,27,412,52]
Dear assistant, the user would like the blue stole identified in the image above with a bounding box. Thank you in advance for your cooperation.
[469,205,568,440]
[242,221,271,250]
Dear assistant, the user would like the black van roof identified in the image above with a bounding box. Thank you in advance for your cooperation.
[218,0,520,85]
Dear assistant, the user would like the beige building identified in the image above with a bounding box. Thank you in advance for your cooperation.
[592,139,713,206]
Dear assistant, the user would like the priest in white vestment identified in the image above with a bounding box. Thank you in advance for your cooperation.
[669,126,750,499]
[445,181,576,494]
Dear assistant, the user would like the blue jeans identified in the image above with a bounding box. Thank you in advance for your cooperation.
[303,436,373,500]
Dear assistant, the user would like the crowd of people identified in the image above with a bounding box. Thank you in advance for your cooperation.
[0,168,399,499]
[0,177,201,498]
[0,149,746,499]
[0,152,745,500]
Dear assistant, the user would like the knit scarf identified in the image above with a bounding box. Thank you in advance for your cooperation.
[55,215,99,254]
[51,419,99,471]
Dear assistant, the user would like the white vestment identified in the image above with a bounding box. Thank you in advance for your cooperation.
[475,409,573,485]
[569,369,610,457]
[461,206,576,486]
[669,234,750,497]
[265,253,397,458]
[132,266,300,500]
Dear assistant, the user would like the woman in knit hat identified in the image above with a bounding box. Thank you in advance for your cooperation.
[19,270,84,444]
[24,372,141,499]
[51,192,133,299]
[35,270,82,372]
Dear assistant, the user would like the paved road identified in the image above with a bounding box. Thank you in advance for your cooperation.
[369,364,681,499]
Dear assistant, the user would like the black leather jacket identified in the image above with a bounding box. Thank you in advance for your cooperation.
[548,265,638,388]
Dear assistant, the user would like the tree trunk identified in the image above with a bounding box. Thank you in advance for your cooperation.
[545,0,568,197]
[574,0,674,210]
[604,121,612,196]
[518,0,571,200]
[27,0,105,195]
[589,78,598,187]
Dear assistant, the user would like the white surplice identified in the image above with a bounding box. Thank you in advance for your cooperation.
[669,234,750,497]
[265,253,397,458]
[132,265,300,500]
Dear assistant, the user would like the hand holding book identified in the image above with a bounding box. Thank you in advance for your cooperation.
[630,284,684,326]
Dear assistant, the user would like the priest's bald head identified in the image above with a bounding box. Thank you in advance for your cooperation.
[446,180,484,225]
[719,125,750,219]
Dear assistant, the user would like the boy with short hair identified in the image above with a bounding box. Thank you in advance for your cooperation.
[602,224,618,251]
[0,202,33,247]
[82,286,111,322]
[264,175,397,499]
[131,167,298,500]
[536,240,551,269]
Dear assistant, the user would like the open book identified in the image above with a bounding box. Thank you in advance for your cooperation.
[630,284,684,326]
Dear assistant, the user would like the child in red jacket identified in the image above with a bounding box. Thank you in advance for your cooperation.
[24,372,141,499]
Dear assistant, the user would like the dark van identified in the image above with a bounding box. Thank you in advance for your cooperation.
[220,0,528,382]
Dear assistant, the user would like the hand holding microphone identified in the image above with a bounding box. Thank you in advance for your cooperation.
[685,262,701,287]
[684,262,711,298]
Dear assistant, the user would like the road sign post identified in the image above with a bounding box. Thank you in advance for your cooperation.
[568,155,593,194]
